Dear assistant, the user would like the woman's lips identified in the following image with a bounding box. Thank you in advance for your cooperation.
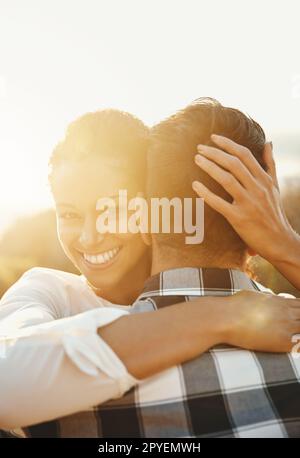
[79,246,123,270]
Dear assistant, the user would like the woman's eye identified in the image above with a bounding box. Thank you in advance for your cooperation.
[59,212,80,220]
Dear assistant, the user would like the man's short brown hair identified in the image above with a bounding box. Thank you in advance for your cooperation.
[148,97,266,263]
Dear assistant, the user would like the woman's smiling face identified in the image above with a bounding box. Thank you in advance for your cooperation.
[51,155,150,301]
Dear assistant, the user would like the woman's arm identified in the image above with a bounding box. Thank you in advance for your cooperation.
[1,289,300,429]
[99,290,300,380]
[0,269,232,429]
[0,288,235,429]
[270,230,300,292]
[192,135,300,291]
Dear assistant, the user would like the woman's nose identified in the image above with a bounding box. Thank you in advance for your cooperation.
[79,215,104,246]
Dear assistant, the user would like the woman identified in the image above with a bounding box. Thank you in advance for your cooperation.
[0,108,299,431]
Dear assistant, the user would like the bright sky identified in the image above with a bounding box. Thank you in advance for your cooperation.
[0,0,300,232]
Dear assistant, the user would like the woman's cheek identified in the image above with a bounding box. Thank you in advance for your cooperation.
[57,221,81,252]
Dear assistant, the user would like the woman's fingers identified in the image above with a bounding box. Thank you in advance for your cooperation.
[194,153,246,201]
[210,134,269,183]
[192,180,236,220]
[196,144,257,190]
[263,142,280,190]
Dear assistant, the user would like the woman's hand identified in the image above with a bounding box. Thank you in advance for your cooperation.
[223,290,300,353]
[192,135,300,290]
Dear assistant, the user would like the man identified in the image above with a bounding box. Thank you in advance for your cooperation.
[20,99,300,438]
[133,98,300,437]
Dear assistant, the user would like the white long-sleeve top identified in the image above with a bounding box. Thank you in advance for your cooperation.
[0,267,141,429]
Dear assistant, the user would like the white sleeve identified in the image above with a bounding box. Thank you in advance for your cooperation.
[0,273,141,429]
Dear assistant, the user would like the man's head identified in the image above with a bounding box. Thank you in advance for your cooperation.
[148,97,266,271]
[49,109,150,298]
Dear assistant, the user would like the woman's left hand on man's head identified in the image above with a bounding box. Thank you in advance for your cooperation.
[192,134,295,264]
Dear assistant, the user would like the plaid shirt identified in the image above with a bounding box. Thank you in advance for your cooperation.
[14,268,300,437]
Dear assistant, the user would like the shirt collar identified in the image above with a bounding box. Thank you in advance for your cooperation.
[137,267,258,300]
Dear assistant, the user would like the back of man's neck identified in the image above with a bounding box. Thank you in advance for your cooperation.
[151,249,246,276]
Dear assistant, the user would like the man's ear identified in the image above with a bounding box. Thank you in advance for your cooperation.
[247,247,257,257]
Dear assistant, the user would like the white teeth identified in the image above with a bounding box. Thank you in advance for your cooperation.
[83,247,120,265]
